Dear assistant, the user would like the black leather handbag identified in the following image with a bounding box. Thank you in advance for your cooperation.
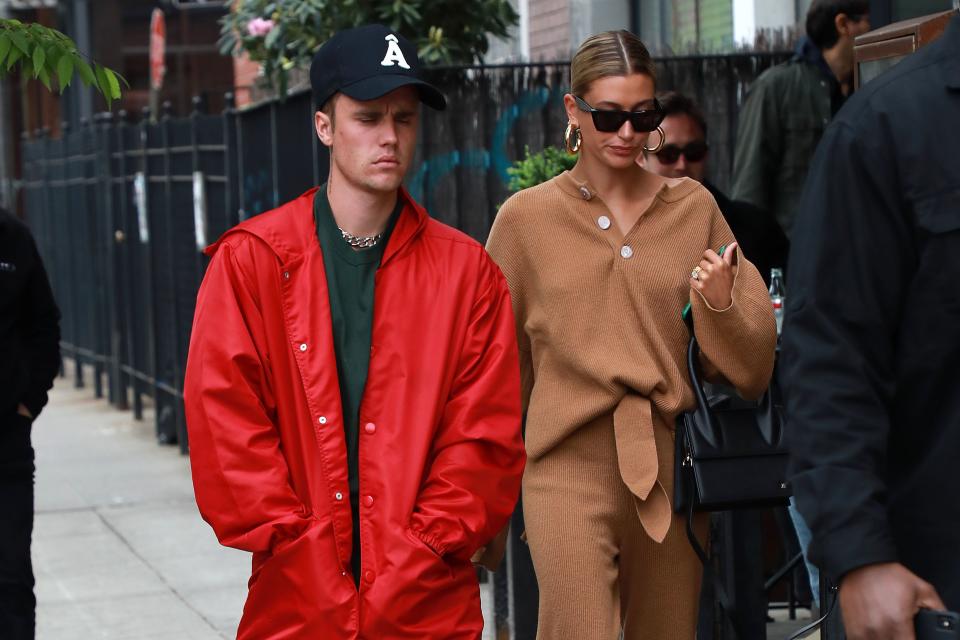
[671,325,792,631]
[672,335,791,522]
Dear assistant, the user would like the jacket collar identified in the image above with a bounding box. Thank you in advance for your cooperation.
[792,36,836,82]
[704,181,730,210]
[205,186,429,266]
[381,186,429,266]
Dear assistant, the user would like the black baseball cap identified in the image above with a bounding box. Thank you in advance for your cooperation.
[310,24,446,111]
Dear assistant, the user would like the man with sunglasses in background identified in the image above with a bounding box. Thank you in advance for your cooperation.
[732,0,870,239]
[641,91,788,285]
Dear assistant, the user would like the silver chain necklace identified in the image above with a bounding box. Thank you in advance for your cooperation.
[338,228,384,249]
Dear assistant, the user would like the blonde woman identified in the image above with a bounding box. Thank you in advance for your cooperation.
[486,30,777,639]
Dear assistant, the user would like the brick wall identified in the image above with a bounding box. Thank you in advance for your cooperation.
[529,0,571,60]
[233,54,261,108]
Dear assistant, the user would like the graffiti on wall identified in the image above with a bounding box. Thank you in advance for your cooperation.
[407,84,566,209]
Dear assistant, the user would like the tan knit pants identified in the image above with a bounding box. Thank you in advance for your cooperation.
[523,413,708,640]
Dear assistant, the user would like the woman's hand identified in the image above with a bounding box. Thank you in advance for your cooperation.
[689,242,738,310]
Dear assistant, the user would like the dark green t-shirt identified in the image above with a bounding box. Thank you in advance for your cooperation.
[314,185,401,581]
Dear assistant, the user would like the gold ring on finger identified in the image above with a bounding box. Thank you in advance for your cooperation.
[690,266,702,280]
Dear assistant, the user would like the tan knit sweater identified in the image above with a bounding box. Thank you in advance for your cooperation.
[486,171,777,541]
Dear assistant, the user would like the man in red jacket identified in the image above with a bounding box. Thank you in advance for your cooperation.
[184,24,525,639]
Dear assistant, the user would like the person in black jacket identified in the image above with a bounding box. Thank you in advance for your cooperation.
[640,90,789,285]
[0,206,61,639]
[783,13,960,640]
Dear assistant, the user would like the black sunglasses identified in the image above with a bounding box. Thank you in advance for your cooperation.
[656,141,709,164]
[574,96,665,133]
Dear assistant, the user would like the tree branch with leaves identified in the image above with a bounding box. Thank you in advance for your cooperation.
[220,0,519,96]
[0,19,125,106]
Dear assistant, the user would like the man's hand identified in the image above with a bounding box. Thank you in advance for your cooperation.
[16,404,33,420]
[470,525,510,572]
[839,562,945,640]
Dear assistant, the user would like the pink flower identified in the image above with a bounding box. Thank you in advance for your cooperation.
[247,17,276,38]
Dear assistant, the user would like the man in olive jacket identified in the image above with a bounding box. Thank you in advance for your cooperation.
[731,0,870,237]
[0,206,61,639]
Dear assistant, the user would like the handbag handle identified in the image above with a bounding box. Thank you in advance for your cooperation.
[685,335,722,447]
[685,332,782,448]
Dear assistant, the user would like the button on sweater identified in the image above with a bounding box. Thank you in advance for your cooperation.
[486,171,777,541]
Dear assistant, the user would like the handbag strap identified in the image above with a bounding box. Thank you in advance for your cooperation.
[682,302,719,425]
[687,497,751,639]
[686,335,711,410]
[785,584,839,640]
[682,333,751,637]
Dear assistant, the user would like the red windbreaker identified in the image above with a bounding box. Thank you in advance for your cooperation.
[184,188,525,639]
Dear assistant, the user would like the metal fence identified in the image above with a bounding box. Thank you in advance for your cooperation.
[21,52,794,639]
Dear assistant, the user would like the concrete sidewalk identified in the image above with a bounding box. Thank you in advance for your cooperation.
[31,370,813,639]
[31,371,496,640]
[33,373,247,639]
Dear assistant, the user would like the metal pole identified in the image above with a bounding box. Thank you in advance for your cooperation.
[160,100,187,449]
[101,111,128,409]
[222,92,238,228]
[0,3,14,209]
[270,101,279,208]
[87,116,105,400]
[73,0,94,125]
[140,106,161,436]
[235,98,246,220]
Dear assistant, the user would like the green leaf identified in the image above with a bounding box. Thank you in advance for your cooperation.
[76,58,95,86]
[0,34,11,67]
[31,44,45,77]
[46,44,62,68]
[264,25,282,49]
[5,45,22,71]
[9,30,29,55]
[218,32,237,56]
[37,64,51,91]
[56,54,73,90]
[103,67,121,99]
[94,63,110,98]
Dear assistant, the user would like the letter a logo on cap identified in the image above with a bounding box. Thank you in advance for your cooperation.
[381,34,411,69]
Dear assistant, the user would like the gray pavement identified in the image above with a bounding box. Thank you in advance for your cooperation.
[31,369,816,639]
[33,373,247,639]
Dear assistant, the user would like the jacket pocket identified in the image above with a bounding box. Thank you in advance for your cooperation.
[783,115,825,169]
[242,520,348,631]
[404,527,455,581]
[912,190,960,308]
[915,189,960,234]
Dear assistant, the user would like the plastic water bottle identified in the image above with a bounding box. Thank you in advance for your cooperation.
[769,268,785,336]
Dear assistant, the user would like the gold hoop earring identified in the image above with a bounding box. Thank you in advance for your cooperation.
[564,123,582,154]
[643,126,665,154]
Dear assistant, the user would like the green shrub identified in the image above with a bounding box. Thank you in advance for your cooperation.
[506,145,577,192]
[221,0,519,96]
